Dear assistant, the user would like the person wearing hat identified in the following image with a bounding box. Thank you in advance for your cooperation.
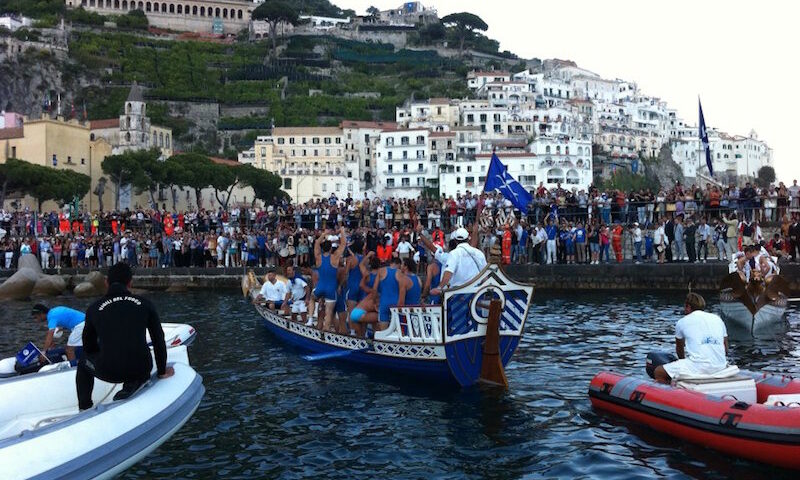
[653,293,729,384]
[430,221,486,296]
[31,304,86,363]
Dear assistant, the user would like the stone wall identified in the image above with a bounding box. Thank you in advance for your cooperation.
[6,264,797,294]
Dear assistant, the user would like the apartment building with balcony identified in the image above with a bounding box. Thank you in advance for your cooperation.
[252,126,359,202]
[395,98,459,131]
[340,120,396,193]
[528,135,593,191]
[375,128,433,198]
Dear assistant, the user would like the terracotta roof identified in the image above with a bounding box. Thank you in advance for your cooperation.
[90,118,120,130]
[209,156,240,166]
[0,127,24,140]
[272,127,342,136]
[469,71,510,77]
[379,127,429,134]
[429,131,456,138]
[428,97,451,104]
[339,120,397,130]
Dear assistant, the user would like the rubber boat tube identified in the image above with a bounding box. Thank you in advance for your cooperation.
[0,346,204,479]
[589,370,800,470]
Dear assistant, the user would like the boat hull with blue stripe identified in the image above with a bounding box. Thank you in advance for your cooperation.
[249,264,533,387]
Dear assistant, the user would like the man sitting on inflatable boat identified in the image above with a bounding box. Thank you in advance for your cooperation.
[653,293,729,384]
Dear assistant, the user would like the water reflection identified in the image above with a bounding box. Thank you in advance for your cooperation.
[0,290,797,479]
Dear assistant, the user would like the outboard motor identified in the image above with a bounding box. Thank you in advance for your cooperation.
[646,351,677,379]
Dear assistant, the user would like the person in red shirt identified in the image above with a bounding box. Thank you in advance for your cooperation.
[611,223,624,263]
[502,225,512,265]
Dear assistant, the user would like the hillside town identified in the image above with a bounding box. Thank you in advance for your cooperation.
[0,1,778,211]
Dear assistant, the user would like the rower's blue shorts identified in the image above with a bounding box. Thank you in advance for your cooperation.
[351,308,366,323]
[335,290,347,313]
[313,286,337,302]
[346,287,362,302]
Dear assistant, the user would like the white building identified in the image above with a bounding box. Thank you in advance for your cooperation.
[298,15,350,30]
[467,71,511,91]
[671,129,773,184]
[251,127,359,202]
[395,98,459,131]
[375,128,432,198]
[340,120,396,193]
[0,15,32,32]
[528,136,593,191]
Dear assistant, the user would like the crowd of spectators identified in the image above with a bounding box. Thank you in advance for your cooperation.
[1,179,799,271]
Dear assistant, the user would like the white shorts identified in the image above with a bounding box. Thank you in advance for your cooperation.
[67,322,84,347]
[663,358,723,380]
[291,301,307,314]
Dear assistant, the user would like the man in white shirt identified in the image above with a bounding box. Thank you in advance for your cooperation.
[395,235,414,260]
[696,217,712,263]
[654,293,728,384]
[282,265,310,323]
[216,232,227,267]
[256,269,288,311]
[653,219,667,264]
[431,227,487,294]
[631,222,643,264]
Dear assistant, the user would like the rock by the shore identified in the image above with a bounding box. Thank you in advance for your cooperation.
[0,267,40,300]
[31,275,67,297]
[0,254,46,300]
[73,271,106,298]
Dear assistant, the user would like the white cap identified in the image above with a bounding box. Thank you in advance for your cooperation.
[451,227,470,241]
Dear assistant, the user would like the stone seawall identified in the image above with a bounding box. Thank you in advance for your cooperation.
[4,264,798,295]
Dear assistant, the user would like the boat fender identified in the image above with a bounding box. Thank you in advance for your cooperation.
[645,351,678,379]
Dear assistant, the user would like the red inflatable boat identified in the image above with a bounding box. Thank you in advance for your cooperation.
[589,370,800,470]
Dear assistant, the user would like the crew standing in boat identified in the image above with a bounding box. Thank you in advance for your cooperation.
[77,262,173,410]
[430,222,487,297]
[653,293,729,384]
[31,304,85,362]
[370,256,412,330]
[313,226,347,331]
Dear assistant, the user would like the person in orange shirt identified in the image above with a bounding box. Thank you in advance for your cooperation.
[376,235,393,264]
[501,224,512,265]
[611,223,624,263]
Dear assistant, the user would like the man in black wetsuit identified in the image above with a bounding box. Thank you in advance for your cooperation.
[76,262,173,410]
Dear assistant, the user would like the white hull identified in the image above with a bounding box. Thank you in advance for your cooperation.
[0,323,196,379]
[0,346,204,480]
[719,300,787,332]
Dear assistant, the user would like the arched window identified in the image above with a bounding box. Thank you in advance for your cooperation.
[546,168,564,184]
[566,169,580,185]
[238,9,243,19]
[159,132,164,146]
[165,134,170,148]
[556,146,561,154]
[122,0,127,8]
[126,132,131,142]
[142,133,147,144]
[577,146,583,155]
[199,6,204,15]
[169,3,174,13]
[145,1,151,12]
[215,7,221,17]
[176,4,181,13]
[223,8,227,18]
[90,133,95,141]
[545,145,550,154]
[565,146,569,155]
[126,102,131,114]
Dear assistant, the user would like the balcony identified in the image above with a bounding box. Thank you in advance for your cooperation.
[383,168,429,175]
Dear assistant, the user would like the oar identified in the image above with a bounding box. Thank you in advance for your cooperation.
[303,347,369,361]
[788,298,800,302]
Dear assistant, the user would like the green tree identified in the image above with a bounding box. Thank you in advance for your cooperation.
[366,6,380,17]
[252,1,300,58]
[101,149,156,210]
[166,153,219,209]
[0,159,89,211]
[239,164,286,204]
[115,9,149,30]
[756,165,776,188]
[441,12,488,56]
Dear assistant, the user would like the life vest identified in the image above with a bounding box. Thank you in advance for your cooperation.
[164,216,174,236]
[432,229,445,248]
[111,219,118,235]
[502,229,512,265]
[377,244,393,263]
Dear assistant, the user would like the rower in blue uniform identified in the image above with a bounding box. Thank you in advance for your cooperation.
[313,226,347,331]
[370,257,411,329]
[402,258,422,305]
[345,237,365,312]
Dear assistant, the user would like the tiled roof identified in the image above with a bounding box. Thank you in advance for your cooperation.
[89,118,120,130]
[272,127,342,136]
[339,120,397,129]
[0,127,24,140]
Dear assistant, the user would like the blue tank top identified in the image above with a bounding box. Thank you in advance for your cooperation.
[429,261,442,304]
[406,274,421,305]
[347,254,363,293]
[378,267,400,318]
[316,254,337,297]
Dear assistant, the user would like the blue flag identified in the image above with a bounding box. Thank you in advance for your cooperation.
[15,342,41,367]
[484,153,533,213]
[699,99,713,176]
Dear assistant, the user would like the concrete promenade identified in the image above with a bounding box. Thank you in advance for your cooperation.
[3,263,798,295]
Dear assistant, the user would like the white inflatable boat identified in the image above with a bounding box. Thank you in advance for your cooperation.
[0,323,197,379]
[0,345,204,480]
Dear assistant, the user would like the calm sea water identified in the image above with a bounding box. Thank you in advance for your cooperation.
[1,290,799,479]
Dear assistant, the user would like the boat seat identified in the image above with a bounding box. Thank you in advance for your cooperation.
[677,374,752,385]
[676,375,757,403]
[765,394,800,407]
